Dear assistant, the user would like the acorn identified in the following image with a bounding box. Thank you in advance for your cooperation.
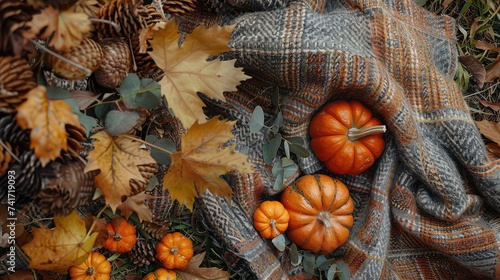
[94,38,132,88]
[44,38,103,80]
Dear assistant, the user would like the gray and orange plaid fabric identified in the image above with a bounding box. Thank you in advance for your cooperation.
[190,0,500,279]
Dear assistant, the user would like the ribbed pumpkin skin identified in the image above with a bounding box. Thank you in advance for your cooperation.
[309,100,385,175]
[280,174,354,254]
[68,251,111,280]
[253,200,290,239]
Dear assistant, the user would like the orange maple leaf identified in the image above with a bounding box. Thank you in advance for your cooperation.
[16,86,84,167]
[117,191,155,222]
[84,131,157,211]
[25,5,91,52]
[149,20,251,128]
[163,117,253,210]
[21,211,98,274]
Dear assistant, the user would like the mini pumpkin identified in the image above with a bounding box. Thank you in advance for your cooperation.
[143,268,177,280]
[156,232,194,270]
[253,200,290,239]
[281,174,354,254]
[104,217,137,253]
[309,100,386,175]
[69,251,111,280]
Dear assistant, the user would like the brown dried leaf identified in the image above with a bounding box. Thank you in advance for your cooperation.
[70,90,100,110]
[163,117,253,210]
[478,100,500,111]
[84,216,108,248]
[84,131,156,211]
[458,55,486,88]
[476,120,500,145]
[441,0,454,8]
[474,40,500,53]
[117,191,154,222]
[485,55,500,83]
[16,86,84,166]
[176,252,230,280]
[486,143,500,157]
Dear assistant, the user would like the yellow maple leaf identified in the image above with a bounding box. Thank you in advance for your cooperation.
[25,5,91,52]
[163,117,253,210]
[84,131,157,211]
[16,86,84,167]
[149,19,251,129]
[21,211,98,274]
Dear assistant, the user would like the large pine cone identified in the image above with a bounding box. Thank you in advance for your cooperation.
[0,150,41,209]
[128,239,158,267]
[163,0,197,17]
[0,114,29,155]
[95,0,149,39]
[0,141,13,175]
[130,162,157,195]
[0,0,36,56]
[44,38,103,81]
[0,56,36,113]
[94,38,132,88]
[36,159,98,215]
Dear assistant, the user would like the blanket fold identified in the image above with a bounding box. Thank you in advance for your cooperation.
[197,0,500,279]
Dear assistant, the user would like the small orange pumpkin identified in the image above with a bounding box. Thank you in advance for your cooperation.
[156,232,194,270]
[253,201,290,239]
[104,217,137,253]
[309,100,386,175]
[281,174,354,254]
[69,251,111,280]
[143,268,177,280]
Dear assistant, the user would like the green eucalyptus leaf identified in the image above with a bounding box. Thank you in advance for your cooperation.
[239,145,249,155]
[283,139,291,159]
[303,251,316,278]
[105,110,140,136]
[145,134,176,165]
[337,262,350,280]
[135,91,160,109]
[271,234,286,252]
[273,172,284,190]
[263,133,281,163]
[281,158,298,179]
[288,141,310,158]
[140,78,161,99]
[327,264,337,280]
[94,103,114,119]
[117,73,141,108]
[316,256,334,271]
[250,106,264,133]
[145,175,158,191]
[273,110,283,128]
[287,136,304,145]
[290,243,301,266]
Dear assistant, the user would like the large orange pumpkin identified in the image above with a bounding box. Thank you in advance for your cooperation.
[104,217,137,253]
[280,174,354,254]
[309,100,386,175]
[156,232,194,270]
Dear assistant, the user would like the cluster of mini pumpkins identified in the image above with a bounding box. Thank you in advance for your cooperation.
[68,217,193,280]
[254,100,386,254]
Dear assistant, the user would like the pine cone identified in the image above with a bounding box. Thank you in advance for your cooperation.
[94,38,132,88]
[163,0,197,17]
[44,38,103,81]
[36,160,98,215]
[95,0,149,39]
[0,56,37,113]
[0,114,30,152]
[66,123,87,154]
[130,162,157,195]
[0,141,14,175]
[131,33,164,80]
[128,238,158,267]
[0,150,41,209]
[0,0,36,56]
[142,220,172,240]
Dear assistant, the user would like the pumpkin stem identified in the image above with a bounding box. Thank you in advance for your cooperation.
[270,219,279,236]
[86,267,95,276]
[317,211,332,228]
[347,125,386,141]
[170,246,179,255]
[113,232,122,241]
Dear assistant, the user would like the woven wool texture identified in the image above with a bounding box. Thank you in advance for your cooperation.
[192,0,500,279]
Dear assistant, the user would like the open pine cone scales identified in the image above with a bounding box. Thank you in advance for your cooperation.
[94,37,132,88]
[0,56,36,113]
[0,0,36,56]
[44,38,103,81]
[95,0,149,39]
[163,0,197,17]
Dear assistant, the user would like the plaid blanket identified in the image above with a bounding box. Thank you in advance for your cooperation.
[194,0,500,279]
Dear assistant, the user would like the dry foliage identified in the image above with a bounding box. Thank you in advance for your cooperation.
[163,117,253,210]
[21,211,98,274]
